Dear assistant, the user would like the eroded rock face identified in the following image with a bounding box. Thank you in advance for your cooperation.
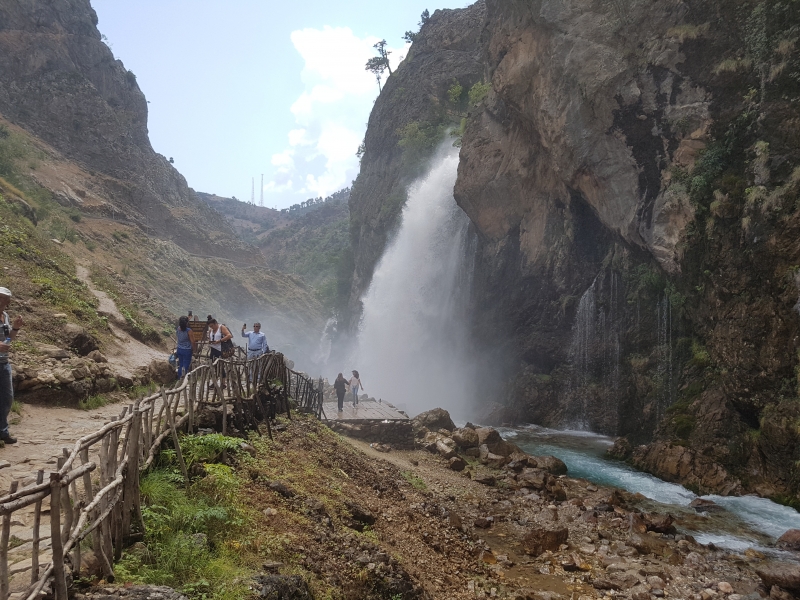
[630,442,741,496]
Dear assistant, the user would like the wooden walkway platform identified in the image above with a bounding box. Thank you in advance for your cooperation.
[322,399,409,421]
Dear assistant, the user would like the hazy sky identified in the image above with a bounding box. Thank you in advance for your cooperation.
[91,1,468,209]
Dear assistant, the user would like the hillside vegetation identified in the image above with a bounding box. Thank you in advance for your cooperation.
[203,190,352,311]
[0,116,326,373]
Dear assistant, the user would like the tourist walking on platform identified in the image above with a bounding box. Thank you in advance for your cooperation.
[207,319,231,388]
[0,287,22,444]
[175,316,197,378]
[334,372,348,412]
[349,370,364,407]
[241,322,269,359]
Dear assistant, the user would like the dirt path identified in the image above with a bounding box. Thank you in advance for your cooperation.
[75,264,167,379]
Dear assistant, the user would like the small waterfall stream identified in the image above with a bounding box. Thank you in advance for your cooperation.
[353,148,476,417]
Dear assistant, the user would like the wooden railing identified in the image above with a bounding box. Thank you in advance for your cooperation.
[0,351,319,600]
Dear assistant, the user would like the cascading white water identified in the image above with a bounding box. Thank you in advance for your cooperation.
[353,147,475,418]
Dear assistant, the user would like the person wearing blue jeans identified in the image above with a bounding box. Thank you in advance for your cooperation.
[349,370,364,407]
[0,287,23,444]
[175,315,197,378]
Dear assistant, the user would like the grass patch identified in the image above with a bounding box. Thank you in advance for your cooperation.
[401,471,427,491]
[10,400,22,415]
[8,535,25,550]
[126,382,158,398]
[78,394,111,411]
[117,442,253,599]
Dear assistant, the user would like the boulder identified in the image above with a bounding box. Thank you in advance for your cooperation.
[33,343,69,360]
[476,427,502,445]
[435,438,457,459]
[627,533,671,557]
[148,358,175,385]
[421,431,442,453]
[689,498,723,513]
[521,526,569,556]
[607,437,633,460]
[756,562,800,594]
[448,456,466,471]
[519,468,548,490]
[63,323,99,356]
[254,574,313,600]
[533,455,568,475]
[452,427,479,449]
[87,350,108,363]
[472,473,496,486]
[642,513,676,534]
[464,446,481,458]
[412,408,456,434]
[777,529,800,551]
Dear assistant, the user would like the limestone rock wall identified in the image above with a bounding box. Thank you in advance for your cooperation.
[348,0,800,496]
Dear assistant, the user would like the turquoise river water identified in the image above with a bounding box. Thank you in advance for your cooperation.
[501,425,800,555]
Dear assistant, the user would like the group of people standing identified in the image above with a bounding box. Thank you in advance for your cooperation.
[174,313,270,379]
[333,371,365,412]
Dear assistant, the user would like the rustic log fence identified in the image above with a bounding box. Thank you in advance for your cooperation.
[0,351,322,600]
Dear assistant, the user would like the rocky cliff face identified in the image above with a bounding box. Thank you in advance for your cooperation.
[0,0,253,263]
[0,1,327,373]
[349,0,800,498]
[343,2,487,331]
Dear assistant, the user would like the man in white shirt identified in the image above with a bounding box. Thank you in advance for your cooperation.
[0,287,23,444]
[241,322,269,360]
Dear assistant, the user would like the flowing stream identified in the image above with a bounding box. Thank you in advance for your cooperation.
[353,147,475,417]
[502,425,800,554]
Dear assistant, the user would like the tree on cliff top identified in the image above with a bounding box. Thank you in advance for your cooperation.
[365,39,393,92]
[403,9,430,43]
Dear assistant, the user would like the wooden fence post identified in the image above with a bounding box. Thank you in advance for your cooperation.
[50,469,68,600]
[0,480,19,600]
[162,388,189,481]
[30,470,44,585]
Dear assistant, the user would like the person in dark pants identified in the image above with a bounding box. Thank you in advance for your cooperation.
[333,373,348,412]
[175,316,197,378]
[0,287,22,444]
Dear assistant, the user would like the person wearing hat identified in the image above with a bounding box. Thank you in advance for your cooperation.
[0,287,23,444]
[241,322,269,360]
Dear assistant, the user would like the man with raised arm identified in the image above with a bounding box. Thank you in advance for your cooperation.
[0,287,23,444]
[241,322,269,360]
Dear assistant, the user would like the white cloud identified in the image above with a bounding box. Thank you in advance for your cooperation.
[265,26,405,203]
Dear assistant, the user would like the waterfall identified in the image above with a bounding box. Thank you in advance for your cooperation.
[655,293,674,421]
[353,147,475,418]
[311,317,337,370]
[567,276,598,429]
[566,270,623,432]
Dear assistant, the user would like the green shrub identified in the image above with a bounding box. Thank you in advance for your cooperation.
[468,81,491,106]
[79,394,110,410]
[690,340,711,368]
[447,80,463,104]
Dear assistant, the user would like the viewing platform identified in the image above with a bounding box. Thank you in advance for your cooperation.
[322,399,413,449]
[321,398,409,421]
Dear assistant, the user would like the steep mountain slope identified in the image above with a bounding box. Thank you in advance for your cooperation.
[0,0,326,380]
[346,0,800,498]
[201,190,351,309]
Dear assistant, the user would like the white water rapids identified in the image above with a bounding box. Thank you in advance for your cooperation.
[505,425,800,553]
[352,147,475,418]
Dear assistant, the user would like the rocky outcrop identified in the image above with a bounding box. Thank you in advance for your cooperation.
[12,348,149,402]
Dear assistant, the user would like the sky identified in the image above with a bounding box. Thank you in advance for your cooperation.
[91,0,468,210]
